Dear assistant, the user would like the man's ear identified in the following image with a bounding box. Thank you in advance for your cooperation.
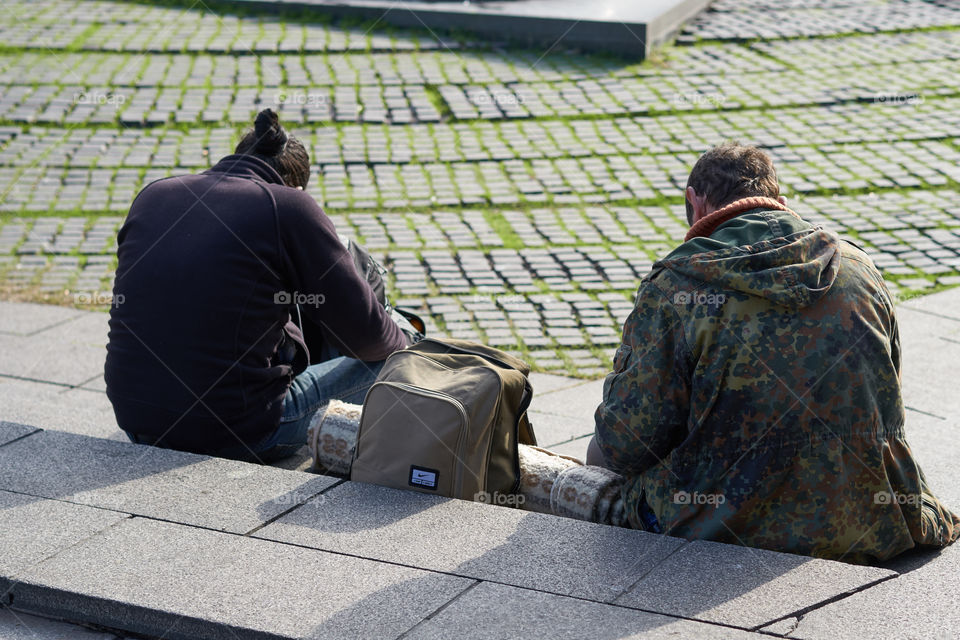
[686,186,709,224]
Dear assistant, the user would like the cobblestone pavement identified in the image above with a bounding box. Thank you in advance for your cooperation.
[3,0,960,376]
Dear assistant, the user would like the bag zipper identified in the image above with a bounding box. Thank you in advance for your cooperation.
[412,341,533,496]
[365,378,470,497]
[417,339,534,494]
[379,343,531,496]
[417,338,524,372]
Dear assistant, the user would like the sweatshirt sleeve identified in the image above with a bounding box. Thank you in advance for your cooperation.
[594,282,691,476]
[273,187,407,362]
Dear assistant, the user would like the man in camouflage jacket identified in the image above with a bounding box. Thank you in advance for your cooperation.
[592,142,959,563]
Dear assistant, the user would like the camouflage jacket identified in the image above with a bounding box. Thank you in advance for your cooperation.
[594,197,959,563]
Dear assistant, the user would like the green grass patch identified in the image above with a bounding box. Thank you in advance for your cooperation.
[480,209,523,250]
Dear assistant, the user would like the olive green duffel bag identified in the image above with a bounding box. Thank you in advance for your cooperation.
[351,338,537,502]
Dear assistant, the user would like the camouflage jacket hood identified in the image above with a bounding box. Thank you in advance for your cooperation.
[663,206,841,311]
[594,200,959,564]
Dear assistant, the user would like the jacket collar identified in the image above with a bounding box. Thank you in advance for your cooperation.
[205,154,285,186]
[685,196,799,242]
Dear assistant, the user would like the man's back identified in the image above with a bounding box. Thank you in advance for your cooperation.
[105,154,405,454]
[105,159,295,452]
[595,202,959,562]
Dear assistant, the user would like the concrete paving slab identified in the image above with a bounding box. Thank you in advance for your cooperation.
[255,480,685,602]
[614,539,896,630]
[39,312,109,348]
[0,316,106,386]
[406,581,768,640]
[896,306,960,418]
[0,421,38,447]
[12,517,474,640]
[0,429,337,534]
[78,375,106,393]
[757,617,799,636]
[57,388,121,436]
[0,301,82,337]
[529,378,604,420]
[902,287,960,323]
[0,607,121,640]
[528,410,592,447]
[529,372,586,395]
[0,490,127,593]
[791,544,960,640]
[547,434,591,462]
[0,378,122,441]
[897,410,960,509]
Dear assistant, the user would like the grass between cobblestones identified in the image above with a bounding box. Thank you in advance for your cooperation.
[3,0,960,376]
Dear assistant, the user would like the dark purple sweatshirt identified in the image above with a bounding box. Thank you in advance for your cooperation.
[104,155,406,453]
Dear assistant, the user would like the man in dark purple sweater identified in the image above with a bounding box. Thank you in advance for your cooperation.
[105,110,406,461]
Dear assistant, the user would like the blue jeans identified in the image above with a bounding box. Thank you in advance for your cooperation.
[128,357,384,463]
[240,356,385,462]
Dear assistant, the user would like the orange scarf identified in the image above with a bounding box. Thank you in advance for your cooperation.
[685,196,800,241]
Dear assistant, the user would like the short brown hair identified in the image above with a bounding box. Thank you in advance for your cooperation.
[685,142,779,224]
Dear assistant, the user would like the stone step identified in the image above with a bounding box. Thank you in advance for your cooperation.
[0,423,900,639]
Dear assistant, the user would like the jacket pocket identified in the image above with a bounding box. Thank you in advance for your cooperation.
[612,344,632,373]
